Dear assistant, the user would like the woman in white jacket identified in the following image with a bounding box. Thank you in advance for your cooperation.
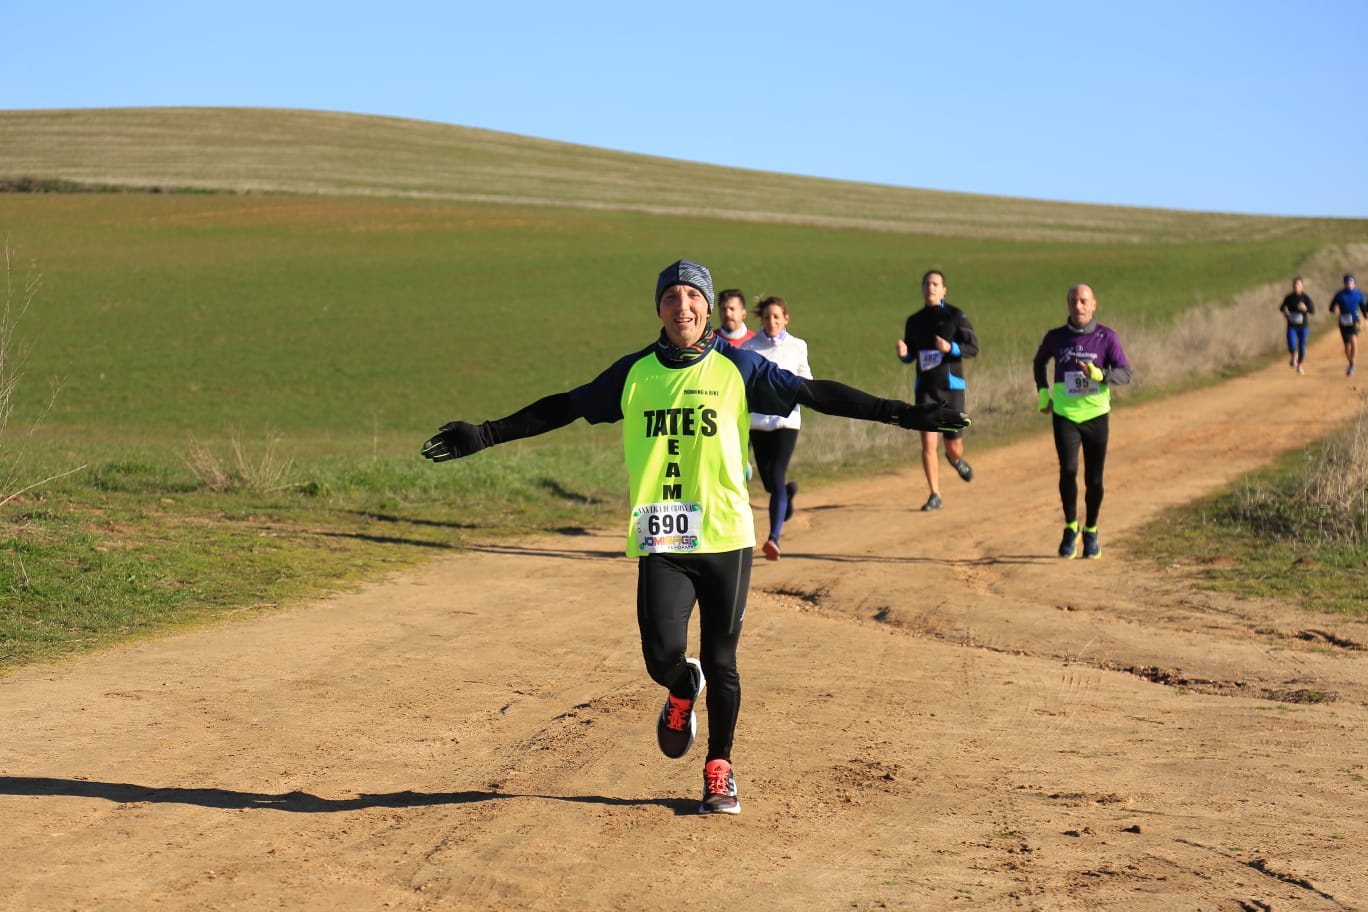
[741,296,812,561]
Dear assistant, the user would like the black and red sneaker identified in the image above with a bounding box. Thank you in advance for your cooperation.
[699,758,740,815]
[656,658,705,759]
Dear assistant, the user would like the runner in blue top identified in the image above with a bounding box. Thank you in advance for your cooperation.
[1279,276,1314,374]
[1033,284,1132,559]
[421,259,969,816]
[1328,273,1364,376]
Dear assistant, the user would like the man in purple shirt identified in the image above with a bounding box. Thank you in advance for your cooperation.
[1032,284,1133,559]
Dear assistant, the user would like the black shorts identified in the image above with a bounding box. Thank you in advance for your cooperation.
[1340,322,1362,343]
[916,388,966,440]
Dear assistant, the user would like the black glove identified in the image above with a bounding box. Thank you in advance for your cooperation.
[421,421,493,462]
[891,402,971,434]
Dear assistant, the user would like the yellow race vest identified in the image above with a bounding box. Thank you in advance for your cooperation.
[620,351,754,556]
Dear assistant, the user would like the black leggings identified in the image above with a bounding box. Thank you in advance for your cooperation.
[1052,412,1109,528]
[750,428,799,543]
[636,548,751,763]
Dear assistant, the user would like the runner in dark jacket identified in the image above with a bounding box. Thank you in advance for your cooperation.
[896,269,979,511]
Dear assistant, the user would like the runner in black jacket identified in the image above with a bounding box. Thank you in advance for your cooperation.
[896,270,980,511]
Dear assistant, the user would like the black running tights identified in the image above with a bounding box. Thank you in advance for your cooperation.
[1052,412,1109,528]
[637,548,751,763]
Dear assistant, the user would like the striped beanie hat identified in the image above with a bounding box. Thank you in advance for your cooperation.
[655,259,714,312]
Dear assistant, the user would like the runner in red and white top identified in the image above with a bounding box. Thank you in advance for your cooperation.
[715,288,756,347]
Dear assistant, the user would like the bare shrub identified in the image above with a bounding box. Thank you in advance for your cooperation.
[183,432,295,493]
[1296,404,1368,542]
[183,438,233,491]
[1219,400,1367,544]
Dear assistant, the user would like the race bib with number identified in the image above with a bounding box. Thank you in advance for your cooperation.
[1064,370,1100,396]
[918,349,944,371]
[1287,312,1305,326]
[633,502,704,553]
[1341,313,1357,327]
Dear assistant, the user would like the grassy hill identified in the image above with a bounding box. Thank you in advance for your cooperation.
[1,106,1366,670]
[1,106,1353,243]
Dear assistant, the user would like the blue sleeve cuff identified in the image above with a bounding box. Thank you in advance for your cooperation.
[949,342,961,357]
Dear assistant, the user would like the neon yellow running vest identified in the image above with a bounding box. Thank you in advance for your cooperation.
[620,351,754,556]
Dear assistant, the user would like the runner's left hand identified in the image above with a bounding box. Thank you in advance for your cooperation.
[894,402,971,433]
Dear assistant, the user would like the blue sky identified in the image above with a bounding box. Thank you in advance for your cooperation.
[9,1,1365,218]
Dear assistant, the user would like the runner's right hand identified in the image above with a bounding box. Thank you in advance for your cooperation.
[421,421,490,462]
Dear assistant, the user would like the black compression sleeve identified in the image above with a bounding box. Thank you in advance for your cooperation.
[485,392,581,445]
[794,379,899,423]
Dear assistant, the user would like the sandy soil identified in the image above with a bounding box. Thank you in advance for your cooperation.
[3,331,1366,912]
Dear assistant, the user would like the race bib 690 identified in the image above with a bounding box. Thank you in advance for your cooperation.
[633,502,703,553]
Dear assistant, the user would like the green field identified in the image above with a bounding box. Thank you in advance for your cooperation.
[6,192,1340,452]
[2,107,1367,669]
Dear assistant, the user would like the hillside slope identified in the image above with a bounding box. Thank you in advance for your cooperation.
[0,106,1349,243]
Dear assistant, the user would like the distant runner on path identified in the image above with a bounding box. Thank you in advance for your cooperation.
[1033,284,1132,559]
[421,258,969,816]
[1328,273,1364,376]
[1279,276,1314,374]
[895,269,979,512]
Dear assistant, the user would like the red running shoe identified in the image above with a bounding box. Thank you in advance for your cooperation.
[699,758,740,815]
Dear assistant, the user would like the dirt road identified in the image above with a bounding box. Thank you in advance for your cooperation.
[3,331,1366,911]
